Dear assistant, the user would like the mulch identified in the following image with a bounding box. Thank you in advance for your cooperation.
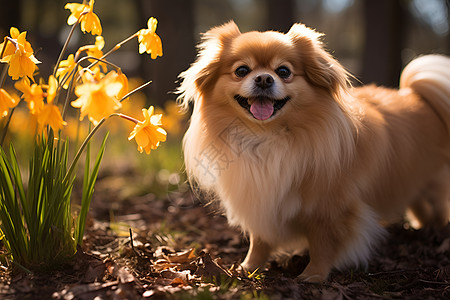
[1,185,449,299]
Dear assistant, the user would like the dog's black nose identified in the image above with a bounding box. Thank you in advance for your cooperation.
[255,74,274,89]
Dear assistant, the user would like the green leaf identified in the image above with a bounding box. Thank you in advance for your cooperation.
[0,145,29,265]
[75,132,108,245]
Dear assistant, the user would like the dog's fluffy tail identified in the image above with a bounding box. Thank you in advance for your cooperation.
[400,54,450,133]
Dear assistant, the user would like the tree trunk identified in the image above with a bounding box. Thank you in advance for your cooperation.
[361,0,405,87]
[265,0,296,32]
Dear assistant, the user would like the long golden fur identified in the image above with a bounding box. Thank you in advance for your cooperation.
[177,21,450,282]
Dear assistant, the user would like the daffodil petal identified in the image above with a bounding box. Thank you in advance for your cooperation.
[135,130,150,147]
[29,54,41,64]
[10,27,19,38]
[67,14,79,25]
[147,17,158,33]
[104,82,124,98]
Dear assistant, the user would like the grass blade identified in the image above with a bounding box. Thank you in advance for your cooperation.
[75,132,108,245]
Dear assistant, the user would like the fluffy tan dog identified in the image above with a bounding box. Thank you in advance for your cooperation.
[177,21,450,282]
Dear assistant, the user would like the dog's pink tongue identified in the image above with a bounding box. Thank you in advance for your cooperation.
[250,98,273,120]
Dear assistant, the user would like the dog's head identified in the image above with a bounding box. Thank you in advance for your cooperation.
[178,21,351,124]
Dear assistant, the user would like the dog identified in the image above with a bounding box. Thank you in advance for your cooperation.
[177,21,450,282]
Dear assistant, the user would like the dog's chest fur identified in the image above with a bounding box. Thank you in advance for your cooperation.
[212,125,306,245]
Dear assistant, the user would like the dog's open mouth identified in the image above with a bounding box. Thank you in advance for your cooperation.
[234,95,291,120]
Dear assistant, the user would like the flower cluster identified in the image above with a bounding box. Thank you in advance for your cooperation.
[0,0,166,153]
[15,76,66,133]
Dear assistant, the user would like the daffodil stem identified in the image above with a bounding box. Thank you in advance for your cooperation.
[104,32,139,57]
[60,66,80,119]
[73,56,121,83]
[119,80,152,102]
[84,32,139,72]
[0,62,8,89]
[0,37,7,59]
[64,116,108,184]
[84,57,121,73]
[0,38,13,147]
[0,108,15,147]
[0,37,10,88]
[116,113,138,124]
[58,54,97,100]
[53,13,86,78]
[5,37,18,49]
[64,112,135,183]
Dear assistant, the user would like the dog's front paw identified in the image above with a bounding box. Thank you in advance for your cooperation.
[240,261,257,273]
[235,262,265,280]
[232,263,249,277]
[297,263,329,283]
[297,272,326,283]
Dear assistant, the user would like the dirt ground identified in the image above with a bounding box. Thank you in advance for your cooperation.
[1,177,449,299]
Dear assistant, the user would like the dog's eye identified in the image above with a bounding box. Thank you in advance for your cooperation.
[275,66,292,79]
[235,65,251,78]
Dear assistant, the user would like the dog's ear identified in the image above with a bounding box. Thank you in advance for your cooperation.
[177,21,241,109]
[195,21,241,91]
[287,23,350,98]
[204,21,241,46]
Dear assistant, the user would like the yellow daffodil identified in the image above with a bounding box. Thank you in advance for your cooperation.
[128,106,167,154]
[89,35,105,56]
[35,76,67,133]
[81,1,102,35]
[65,2,88,25]
[71,70,123,125]
[37,104,67,133]
[0,27,41,80]
[65,0,102,36]
[14,77,44,114]
[0,89,19,117]
[137,17,163,59]
[56,54,76,89]
[13,75,65,133]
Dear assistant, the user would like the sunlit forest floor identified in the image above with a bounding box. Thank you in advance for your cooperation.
[0,142,449,299]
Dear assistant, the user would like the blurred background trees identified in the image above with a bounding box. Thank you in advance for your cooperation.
[1,0,449,105]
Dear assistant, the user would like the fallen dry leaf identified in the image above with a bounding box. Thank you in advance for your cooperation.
[194,251,232,284]
[105,260,135,284]
[167,248,196,264]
